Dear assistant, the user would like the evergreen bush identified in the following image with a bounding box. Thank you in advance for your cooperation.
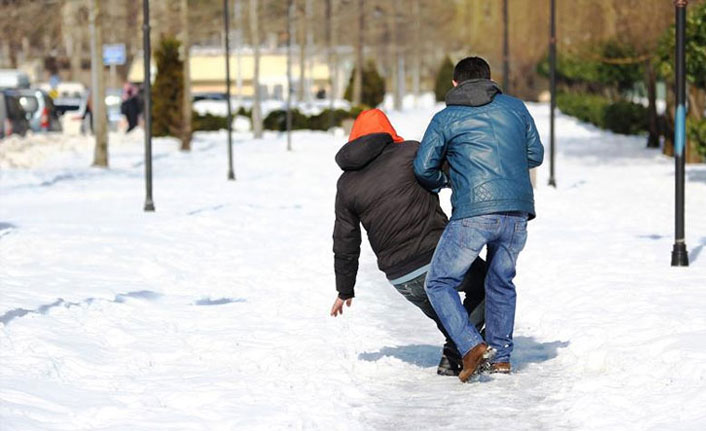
[192,112,228,131]
[687,119,706,160]
[434,56,455,102]
[603,101,648,135]
[152,37,185,138]
[343,60,386,108]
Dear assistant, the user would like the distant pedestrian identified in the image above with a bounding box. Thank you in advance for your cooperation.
[121,82,140,133]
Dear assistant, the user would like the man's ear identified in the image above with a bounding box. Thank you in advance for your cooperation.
[452,80,458,87]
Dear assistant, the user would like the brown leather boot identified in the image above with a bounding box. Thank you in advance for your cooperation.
[490,362,511,374]
[458,343,494,382]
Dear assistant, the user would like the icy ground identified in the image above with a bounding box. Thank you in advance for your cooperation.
[1,104,705,430]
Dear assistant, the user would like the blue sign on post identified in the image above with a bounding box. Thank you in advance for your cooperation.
[103,44,126,66]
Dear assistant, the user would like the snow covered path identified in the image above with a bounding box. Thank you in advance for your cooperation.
[1,105,705,430]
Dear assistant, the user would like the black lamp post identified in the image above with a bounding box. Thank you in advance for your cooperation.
[548,0,557,188]
[143,0,155,211]
[671,0,689,266]
[225,0,236,180]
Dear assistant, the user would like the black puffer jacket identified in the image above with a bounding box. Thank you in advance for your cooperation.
[333,133,448,299]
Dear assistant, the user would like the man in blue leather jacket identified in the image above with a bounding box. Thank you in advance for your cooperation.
[414,57,544,382]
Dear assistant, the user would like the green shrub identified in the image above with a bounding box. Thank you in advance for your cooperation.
[657,1,706,89]
[687,119,706,160]
[557,92,647,135]
[263,109,310,131]
[195,106,366,133]
[344,60,386,108]
[434,56,455,102]
[603,101,648,135]
[308,109,355,130]
[192,112,228,131]
[595,41,643,94]
[557,92,610,128]
[152,37,185,138]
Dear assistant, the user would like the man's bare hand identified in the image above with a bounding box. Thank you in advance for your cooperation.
[330,297,352,317]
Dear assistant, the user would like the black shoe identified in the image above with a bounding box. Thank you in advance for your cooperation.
[437,341,463,376]
[437,353,462,376]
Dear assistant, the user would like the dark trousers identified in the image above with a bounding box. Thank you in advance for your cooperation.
[391,258,486,361]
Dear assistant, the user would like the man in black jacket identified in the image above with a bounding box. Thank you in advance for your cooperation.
[331,109,487,376]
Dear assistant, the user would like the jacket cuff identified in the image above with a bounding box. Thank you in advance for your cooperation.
[338,291,355,300]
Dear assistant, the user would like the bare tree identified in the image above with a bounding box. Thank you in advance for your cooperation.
[352,0,364,105]
[250,0,263,138]
[90,0,108,167]
[411,0,421,106]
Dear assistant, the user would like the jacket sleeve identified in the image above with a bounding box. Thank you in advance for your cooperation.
[414,116,449,191]
[524,107,544,169]
[333,182,361,300]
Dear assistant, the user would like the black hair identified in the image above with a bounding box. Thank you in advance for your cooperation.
[453,57,491,83]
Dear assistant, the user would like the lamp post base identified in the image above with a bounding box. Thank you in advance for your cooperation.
[671,242,689,267]
[144,199,155,212]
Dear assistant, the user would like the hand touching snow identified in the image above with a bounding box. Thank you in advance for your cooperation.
[330,297,353,317]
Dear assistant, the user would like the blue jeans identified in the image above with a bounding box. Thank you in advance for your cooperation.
[425,213,528,363]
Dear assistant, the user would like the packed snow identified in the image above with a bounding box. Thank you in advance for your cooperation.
[1,102,705,430]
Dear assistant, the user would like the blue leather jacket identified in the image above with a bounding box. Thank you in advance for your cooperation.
[414,79,544,220]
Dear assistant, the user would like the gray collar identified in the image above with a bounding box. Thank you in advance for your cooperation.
[445,79,502,107]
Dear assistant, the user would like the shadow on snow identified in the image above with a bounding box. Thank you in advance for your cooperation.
[358,337,570,371]
[0,290,163,326]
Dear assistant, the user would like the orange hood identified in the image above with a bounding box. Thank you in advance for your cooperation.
[348,109,405,143]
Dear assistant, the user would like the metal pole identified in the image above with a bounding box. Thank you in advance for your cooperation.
[671,0,689,266]
[503,0,509,93]
[143,0,155,211]
[548,0,557,188]
[287,0,294,151]
[225,0,235,180]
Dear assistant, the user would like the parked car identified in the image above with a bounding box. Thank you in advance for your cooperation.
[0,90,30,139]
[18,89,62,133]
[52,82,88,115]
[0,69,31,90]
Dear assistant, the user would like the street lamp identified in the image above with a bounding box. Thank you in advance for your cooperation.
[224,0,236,180]
[548,0,557,188]
[143,0,155,211]
[671,0,689,266]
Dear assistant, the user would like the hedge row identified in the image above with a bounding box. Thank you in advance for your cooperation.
[193,106,368,132]
[556,92,648,135]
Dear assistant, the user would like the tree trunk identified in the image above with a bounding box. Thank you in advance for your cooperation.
[352,0,364,106]
[663,85,675,157]
[297,0,306,102]
[250,0,263,139]
[411,0,421,107]
[326,0,336,127]
[645,61,659,148]
[687,86,705,163]
[235,0,243,107]
[305,0,313,103]
[387,9,397,109]
[180,0,192,151]
[90,0,108,167]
